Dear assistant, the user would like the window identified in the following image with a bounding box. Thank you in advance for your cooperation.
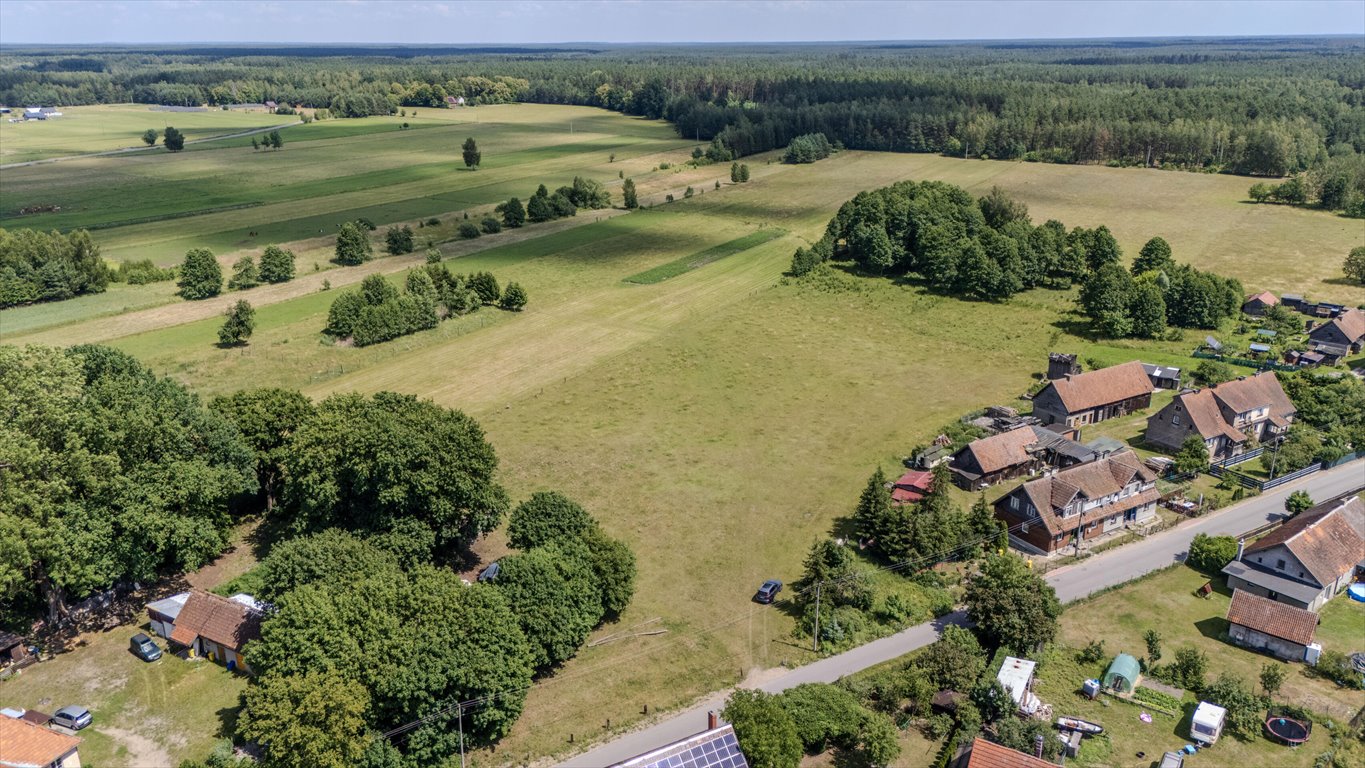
[1172,415,1182,427]
[1010,496,1020,511]
[1277,559,1286,570]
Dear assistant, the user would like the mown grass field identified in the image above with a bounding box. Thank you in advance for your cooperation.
[0,103,299,164]
[2,105,1361,766]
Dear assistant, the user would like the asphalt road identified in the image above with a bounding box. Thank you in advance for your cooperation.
[555,460,1364,767]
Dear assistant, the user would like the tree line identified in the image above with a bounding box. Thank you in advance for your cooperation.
[0,227,108,308]
[1076,236,1243,338]
[4,39,1360,184]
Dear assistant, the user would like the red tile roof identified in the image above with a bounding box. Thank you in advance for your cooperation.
[1244,291,1278,306]
[965,737,1056,768]
[1047,360,1152,413]
[891,470,934,503]
[961,428,1044,474]
[1227,589,1318,646]
[0,715,81,767]
[169,590,261,652]
[1246,496,1365,587]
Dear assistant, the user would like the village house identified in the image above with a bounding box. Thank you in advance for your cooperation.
[951,738,1056,768]
[169,590,263,673]
[1031,360,1154,428]
[0,714,82,768]
[1308,308,1365,356]
[1222,496,1364,612]
[947,425,1095,490]
[1145,372,1296,461]
[993,450,1159,554]
[1225,589,1318,661]
[1241,290,1279,316]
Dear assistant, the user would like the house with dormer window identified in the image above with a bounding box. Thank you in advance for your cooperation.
[1145,372,1296,460]
[1222,496,1364,612]
[992,450,1159,554]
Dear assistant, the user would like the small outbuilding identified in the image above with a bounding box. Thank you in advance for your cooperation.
[1226,588,1318,661]
[996,656,1042,715]
[146,591,190,640]
[1190,701,1227,745]
[1242,291,1279,316]
[1102,653,1140,693]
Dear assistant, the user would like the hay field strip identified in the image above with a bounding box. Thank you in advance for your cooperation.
[0,103,299,164]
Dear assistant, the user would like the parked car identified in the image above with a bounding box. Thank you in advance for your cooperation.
[129,632,162,662]
[754,579,783,604]
[52,705,91,731]
[477,561,501,583]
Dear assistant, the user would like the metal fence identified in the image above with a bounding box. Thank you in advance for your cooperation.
[1261,462,1324,491]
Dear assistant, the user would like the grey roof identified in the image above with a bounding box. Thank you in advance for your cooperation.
[1142,363,1182,378]
[1249,343,1272,353]
[1314,341,1350,356]
[1205,336,1222,351]
[1085,436,1128,455]
[1221,559,1322,605]
[146,591,190,620]
[1282,293,1304,302]
[612,725,749,768]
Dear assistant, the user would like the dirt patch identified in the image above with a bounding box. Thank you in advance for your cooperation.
[186,520,260,591]
[102,725,174,768]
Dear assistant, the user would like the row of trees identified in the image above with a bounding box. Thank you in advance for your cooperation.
[178,245,296,299]
[1247,152,1365,217]
[1077,237,1243,338]
[0,228,108,308]
[325,267,525,346]
[853,465,1005,568]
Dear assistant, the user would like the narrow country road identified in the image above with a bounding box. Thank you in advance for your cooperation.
[554,461,1365,767]
[0,120,304,170]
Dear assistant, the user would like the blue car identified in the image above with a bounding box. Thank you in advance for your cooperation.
[130,633,162,662]
[754,580,783,604]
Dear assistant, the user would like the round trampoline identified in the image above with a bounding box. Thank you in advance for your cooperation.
[1265,716,1310,745]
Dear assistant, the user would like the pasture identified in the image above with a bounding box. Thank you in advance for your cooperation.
[0,103,297,164]
[2,105,1361,766]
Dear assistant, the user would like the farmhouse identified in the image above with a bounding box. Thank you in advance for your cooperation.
[169,590,263,673]
[948,425,1095,490]
[994,450,1158,554]
[1241,291,1279,316]
[1307,308,1365,354]
[1225,589,1318,661]
[1031,360,1153,428]
[1222,495,1365,612]
[0,714,82,768]
[1145,372,1296,460]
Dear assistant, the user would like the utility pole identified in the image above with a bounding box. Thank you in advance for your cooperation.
[457,703,466,768]
[812,583,821,653]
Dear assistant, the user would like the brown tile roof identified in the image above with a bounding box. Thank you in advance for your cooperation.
[962,427,1046,474]
[169,590,262,652]
[1227,589,1318,646]
[1210,372,1296,419]
[1172,388,1246,443]
[1244,291,1278,306]
[965,737,1057,768]
[1310,308,1365,345]
[0,714,81,766]
[1246,496,1365,587]
[1047,360,1152,413]
[1013,451,1157,537]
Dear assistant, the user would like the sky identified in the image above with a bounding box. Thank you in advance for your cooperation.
[0,0,1361,45]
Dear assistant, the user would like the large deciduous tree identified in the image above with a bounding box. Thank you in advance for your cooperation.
[462,136,481,169]
[722,690,802,768]
[334,221,373,265]
[964,553,1062,651]
[0,345,254,622]
[258,245,296,283]
[218,299,256,346]
[228,255,260,290]
[178,248,223,299]
[506,491,595,550]
[494,544,604,670]
[210,388,315,511]
[279,391,508,557]
[163,125,185,151]
[238,669,373,768]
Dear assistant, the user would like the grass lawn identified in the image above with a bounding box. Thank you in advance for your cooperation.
[1314,594,1365,655]
[0,103,297,164]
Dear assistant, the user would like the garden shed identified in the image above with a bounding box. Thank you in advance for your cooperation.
[1102,653,1140,693]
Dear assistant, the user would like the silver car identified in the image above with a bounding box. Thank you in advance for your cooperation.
[52,705,92,730]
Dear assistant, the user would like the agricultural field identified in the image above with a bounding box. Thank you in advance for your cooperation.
[3,104,1362,766]
[0,103,298,164]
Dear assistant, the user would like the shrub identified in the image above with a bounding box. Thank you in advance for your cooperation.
[1314,650,1365,689]
[425,217,441,226]
[116,259,175,285]
[1187,533,1238,574]
[457,222,481,239]
[480,216,502,234]
[385,225,415,255]
[1077,639,1107,665]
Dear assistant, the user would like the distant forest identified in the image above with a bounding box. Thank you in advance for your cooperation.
[3,38,1363,203]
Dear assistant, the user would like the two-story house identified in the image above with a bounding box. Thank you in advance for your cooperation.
[1308,308,1365,362]
[948,425,1096,490]
[1222,495,1364,612]
[1031,361,1154,428]
[1145,372,1296,460]
[993,450,1159,554]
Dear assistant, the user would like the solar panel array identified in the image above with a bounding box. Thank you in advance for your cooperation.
[617,725,749,768]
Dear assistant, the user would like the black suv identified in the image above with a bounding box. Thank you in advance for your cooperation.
[754,579,783,604]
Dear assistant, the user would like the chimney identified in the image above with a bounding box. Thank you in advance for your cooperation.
[1236,538,1245,562]
[707,710,718,730]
